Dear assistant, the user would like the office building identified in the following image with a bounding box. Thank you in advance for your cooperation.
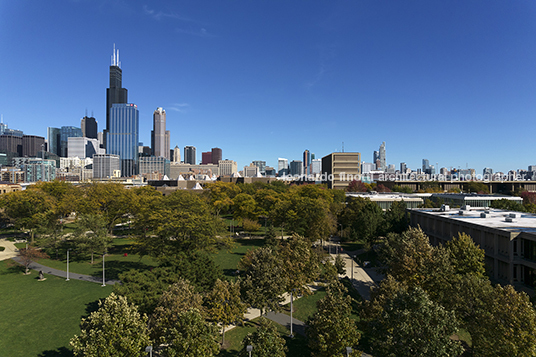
[211,148,222,165]
[244,163,260,177]
[322,152,361,190]
[105,45,128,149]
[173,146,181,163]
[20,159,56,182]
[361,162,375,174]
[311,158,322,175]
[303,149,311,175]
[60,126,83,157]
[47,127,61,157]
[106,103,139,177]
[400,162,407,173]
[151,107,170,160]
[252,161,266,175]
[265,167,276,177]
[278,158,289,176]
[378,142,386,171]
[68,137,102,159]
[93,154,120,178]
[219,159,237,176]
[81,116,98,139]
[140,156,170,177]
[22,135,45,157]
[0,135,22,157]
[184,146,196,165]
[0,122,23,137]
[202,151,212,165]
[290,160,303,176]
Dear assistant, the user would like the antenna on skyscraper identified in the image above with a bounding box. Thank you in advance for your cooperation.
[342,142,344,153]
[85,108,88,117]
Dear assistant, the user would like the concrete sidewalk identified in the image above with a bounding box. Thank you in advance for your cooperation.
[11,257,120,285]
[0,239,19,261]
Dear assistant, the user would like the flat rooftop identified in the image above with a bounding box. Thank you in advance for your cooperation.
[411,207,536,233]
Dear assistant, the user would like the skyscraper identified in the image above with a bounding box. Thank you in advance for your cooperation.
[201,151,212,165]
[278,158,289,176]
[60,126,83,157]
[47,127,61,157]
[106,103,139,177]
[378,142,386,171]
[173,146,181,163]
[211,148,222,165]
[303,149,311,175]
[184,146,196,165]
[151,107,170,159]
[81,116,98,139]
[105,45,128,149]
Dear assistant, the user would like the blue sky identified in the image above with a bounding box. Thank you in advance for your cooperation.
[1,0,535,173]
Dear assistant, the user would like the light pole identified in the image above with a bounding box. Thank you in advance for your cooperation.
[290,289,295,338]
[66,248,71,281]
[101,253,106,287]
[145,345,153,357]
[346,346,352,357]
[247,345,253,357]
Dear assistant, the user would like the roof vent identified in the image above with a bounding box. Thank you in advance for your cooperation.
[505,217,514,223]
[509,213,517,218]
[462,205,471,211]
[480,213,487,218]
[459,210,464,215]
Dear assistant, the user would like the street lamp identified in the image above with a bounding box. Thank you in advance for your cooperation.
[346,346,352,357]
[101,252,106,287]
[246,345,253,357]
[145,345,153,357]
[66,248,72,281]
[290,288,296,338]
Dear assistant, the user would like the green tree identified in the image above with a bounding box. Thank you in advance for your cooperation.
[205,181,242,216]
[232,193,259,221]
[205,279,247,345]
[157,309,219,357]
[306,281,361,357]
[73,213,113,264]
[240,247,287,315]
[339,197,384,245]
[490,198,525,212]
[70,293,150,357]
[444,232,485,277]
[464,181,490,194]
[150,279,205,344]
[239,317,287,357]
[367,286,464,357]
[384,201,409,234]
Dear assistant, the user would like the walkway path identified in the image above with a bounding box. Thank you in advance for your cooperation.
[11,257,120,285]
[0,239,19,261]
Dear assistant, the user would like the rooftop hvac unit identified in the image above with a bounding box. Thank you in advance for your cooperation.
[480,213,487,218]
[459,210,464,215]
[505,217,514,223]
[440,204,450,212]
[509,213,517,218]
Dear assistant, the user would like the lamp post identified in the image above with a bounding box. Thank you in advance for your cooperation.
[101,253,106,287]
[66,248,72,281]
[247,345,253,357]
[346,346,352,357]
[290,289,295,338]
[145,345,153,357]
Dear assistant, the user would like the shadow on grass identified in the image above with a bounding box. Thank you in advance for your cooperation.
[89,260,154,280]
[84,298,103,318]
[0,259,24,275]
[37,346,72,357]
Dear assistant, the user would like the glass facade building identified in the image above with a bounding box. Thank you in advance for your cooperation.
[60,126,83,157]
[106,103,139,177]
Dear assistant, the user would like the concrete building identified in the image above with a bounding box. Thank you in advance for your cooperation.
[173,146,181,163]
[151,107,170,160]
[22,135,45,157]
[93,154,120,179]
[140,156,170,177]
[219,159,237,176]
[347,192,424,210]
[211,148,222,165]
[243,163,260,177]
[184,146,196,165]
[322,152,361,190]
[290,160,303,176]
[169,162,218,179]
[0,182,22,194]
[60,157,93,171]
[411,207,536,293]
[1,168,24,183]
[252,161,266,175]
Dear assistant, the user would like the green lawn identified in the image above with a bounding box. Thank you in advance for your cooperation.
[282,288,327,323]
[210,238,266,279]
[0,260,113,357]
[220,317,311,357]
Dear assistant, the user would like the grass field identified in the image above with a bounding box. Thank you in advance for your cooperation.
[0,260,113,357]
[210,238,266,279]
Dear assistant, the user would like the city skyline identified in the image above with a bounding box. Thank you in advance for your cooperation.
[1,1,536,172]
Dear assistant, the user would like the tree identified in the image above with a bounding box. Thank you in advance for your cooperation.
[306,281,361,357]
[158,309,219,357]
[490,198,525,212]
[150,279,205,344]
[18,246,49,274]
[70,293,150,357]
[204,181,242,216]
[339,197,383,245]
[239,317,287,357]
[240,247,287,315]
[367,286,464,357]
[384,201,409,234]
[73,213,112,264]
[205,279,247,345]
[232,193,259,221]
[346,180,368,193]
[444,232,485,277]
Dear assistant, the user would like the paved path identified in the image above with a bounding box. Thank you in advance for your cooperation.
[11,257,120,285]
[265,311,306,336]
[328,241,384,300]
[0,239,19,261]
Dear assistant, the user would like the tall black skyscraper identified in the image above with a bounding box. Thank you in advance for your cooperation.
[81,116,98,139]
[105,44,128,149]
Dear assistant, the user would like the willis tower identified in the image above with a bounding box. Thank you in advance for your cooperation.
[104,44,128,149]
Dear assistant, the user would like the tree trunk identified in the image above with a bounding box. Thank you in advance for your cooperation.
[30,230,35,244]
[91,252,94,264]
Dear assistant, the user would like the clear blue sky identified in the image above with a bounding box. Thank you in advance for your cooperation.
[1,0,535,173]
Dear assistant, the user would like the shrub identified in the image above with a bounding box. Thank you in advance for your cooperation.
[243,218,261,232]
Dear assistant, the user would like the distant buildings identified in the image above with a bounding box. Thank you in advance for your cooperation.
[374,142,386,171]
[303,149,311,175]
[219,160,237,176]
[322,152,361,190]
[151,107,170,160]
[81,116,98,139]
[290,160,303,176]
[184,146,196,165]
[105,45,128,149]
[252,160,266,175]
[93,154,120,178]
[173,146,181,163]
[278,158,289,176]
[59,126,83,157]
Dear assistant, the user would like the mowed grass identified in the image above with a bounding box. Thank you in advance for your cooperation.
[35,238,159,280]
[220,317,311,357]
[210,238,266,279]
[0,260,113,357]
[282,288,327,323]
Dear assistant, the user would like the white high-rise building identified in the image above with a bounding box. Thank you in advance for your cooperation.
[219,160,237,176]
[151,107,170,160]
[173,145,181,163]
[311,159,322,175]
[278,158,289,176]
